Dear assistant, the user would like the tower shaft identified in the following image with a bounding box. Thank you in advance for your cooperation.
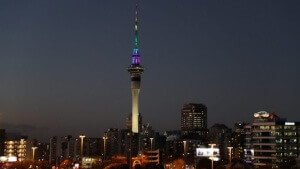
[131,89,140,133]
[128,69,143,133]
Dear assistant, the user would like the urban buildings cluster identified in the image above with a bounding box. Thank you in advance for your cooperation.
[0,3,299,169]
[0,108,299,169]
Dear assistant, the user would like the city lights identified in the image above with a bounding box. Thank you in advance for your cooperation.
[0,1,298,169]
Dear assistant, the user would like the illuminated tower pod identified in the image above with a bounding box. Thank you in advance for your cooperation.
[128,4,144,134]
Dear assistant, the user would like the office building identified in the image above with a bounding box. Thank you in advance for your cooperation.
[244,123,253,163]
[119,129,131,158]
[103,128,120,159]
[36,142,50,161]
[86,138,102,157]
[208,123,232,159]
[181,103,208,142]
[0,129,5,156]
[231,123,247,159]
[4,133,34,161]
[49,136,61,164]
[245,111,300,168]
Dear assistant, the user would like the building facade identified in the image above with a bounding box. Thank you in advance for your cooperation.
[50,135,103,164]
[181,103,208,142]
[231,123,248,159]
[244,111,300,168]
[244,124,253,163]
[0,129,5,156]
[4,134,34,161]
[208,123,232,159]
[103,128,120,159]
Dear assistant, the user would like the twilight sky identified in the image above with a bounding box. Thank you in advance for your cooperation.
[0,0,299,141]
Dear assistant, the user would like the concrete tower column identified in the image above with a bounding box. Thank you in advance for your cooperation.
[131,89,140,133]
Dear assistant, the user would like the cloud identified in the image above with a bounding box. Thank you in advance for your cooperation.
[0,122,52,142]
[0,122,36,131]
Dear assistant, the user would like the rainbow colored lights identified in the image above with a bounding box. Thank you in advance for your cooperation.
[131,4,141,66]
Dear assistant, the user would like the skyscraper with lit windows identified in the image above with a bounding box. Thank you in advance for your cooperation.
[245,111,300,168]
[181,103,207,142]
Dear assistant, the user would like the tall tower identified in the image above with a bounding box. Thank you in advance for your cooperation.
[128,4,144,134]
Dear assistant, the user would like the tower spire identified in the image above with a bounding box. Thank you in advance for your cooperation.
[131,4,141,66]
[134,4,138,50]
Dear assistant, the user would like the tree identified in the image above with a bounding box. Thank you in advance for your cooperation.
[91,162,102,169]
[10,160,52,169]
[144,164,164,169]
[144,163,157,169]
[196,158,211,169]
[37,161,52,169]
[134,164,142,169]
[60,159,73,169]
[156,164,165,169]
[104,163,129,169]
[172,158,185,169]
[11,160,33,169]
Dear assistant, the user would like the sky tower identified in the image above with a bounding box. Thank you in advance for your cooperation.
[128,4,144,134]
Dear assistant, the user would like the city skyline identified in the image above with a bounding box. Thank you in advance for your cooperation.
[0,0,300,141]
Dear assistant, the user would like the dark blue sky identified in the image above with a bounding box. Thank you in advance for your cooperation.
[0,0,299,141]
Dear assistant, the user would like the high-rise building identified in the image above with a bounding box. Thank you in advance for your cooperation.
[148,132,166,154]
[4,133,33,161]
[164,131,183,162]
[275,121,300,168]
[141,124,156,151]
[49,136,78,164]
[49,136,61,164]
[60,135,78,160]
[251,111,280,168]
[244,111,300,168]
[119,129,131,158]
[208,124,232,159]
[127,4,144,134]
[243,124,253,163]
[0,129,5,156]
[231,123,248,159]
[103,128,120,159]
[36,142,50,161]
[50,135,102,163]
[181,103,208,142]
[86,138,102,157]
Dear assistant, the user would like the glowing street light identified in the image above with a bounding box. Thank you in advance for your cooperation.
[183,140,187,155]
[79,135,86,157]
[102,135,108,160]
[227,147,233,164]
[32,147,38,161]
[150,138,154,150]
[208,144,216,169]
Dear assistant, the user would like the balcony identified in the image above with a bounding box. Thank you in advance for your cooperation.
[253,143,276,146]
[253,156,276,160]
[252,130,275,133]
[253,136,276,139]
[252,122,275,126]
[254,149,276,153]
